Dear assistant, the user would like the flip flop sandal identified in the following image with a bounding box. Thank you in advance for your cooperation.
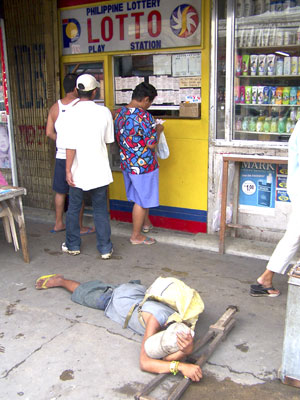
[130,237,156,245]
[50,228,66,233]
[35,274,58,290]
[80,228,96,236]
[250,283,280,297]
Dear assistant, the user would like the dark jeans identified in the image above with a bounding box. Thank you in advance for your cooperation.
[66,185,112,254]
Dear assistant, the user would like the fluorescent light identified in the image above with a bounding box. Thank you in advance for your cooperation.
[275,51,290,57]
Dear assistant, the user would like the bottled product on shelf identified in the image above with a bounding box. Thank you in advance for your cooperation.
[235,84,300,105]
[236,54,300,77]
[235,113,298,135]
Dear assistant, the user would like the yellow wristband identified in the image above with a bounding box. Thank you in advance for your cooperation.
[170,361,179,375]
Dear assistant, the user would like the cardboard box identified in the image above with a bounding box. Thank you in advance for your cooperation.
[179,103,200,118]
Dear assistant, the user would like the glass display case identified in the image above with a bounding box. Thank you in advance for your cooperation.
[113,52,201,118]
[215,0,300,143]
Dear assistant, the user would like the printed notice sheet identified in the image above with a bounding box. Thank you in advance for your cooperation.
[153,55,172,75]
[172,53,201,77]
[172,54,189,76]
[188,53,201,76]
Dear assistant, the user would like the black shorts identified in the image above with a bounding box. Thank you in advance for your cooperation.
[52,158,69,194]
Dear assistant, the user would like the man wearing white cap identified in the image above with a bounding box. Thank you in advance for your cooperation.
[62,74,114,259]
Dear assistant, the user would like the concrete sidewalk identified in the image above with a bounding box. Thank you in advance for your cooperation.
[0,208,299,400]
[24,205,287,261]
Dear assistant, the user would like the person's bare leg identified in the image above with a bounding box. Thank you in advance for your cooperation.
[79,201,95,234]
[35,274,80,293]
[131,203,147,242]
[53,193,66,231]
[143,209,152,229]
[257,269,280,295]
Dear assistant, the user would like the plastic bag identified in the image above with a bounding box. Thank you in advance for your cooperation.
[140,276,204,329]
[156,131,169,159]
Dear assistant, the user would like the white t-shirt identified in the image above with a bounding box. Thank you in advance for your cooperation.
[64,101,114,190]
[55,98,79,159]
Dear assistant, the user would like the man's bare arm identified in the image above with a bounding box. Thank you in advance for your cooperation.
[139,313,202,382]
[46,102,59,141]
[66,149,76,187]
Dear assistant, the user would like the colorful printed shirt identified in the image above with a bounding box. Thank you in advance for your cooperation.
[114,106,158,174]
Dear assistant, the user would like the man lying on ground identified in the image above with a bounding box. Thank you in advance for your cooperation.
[35,274,204,381]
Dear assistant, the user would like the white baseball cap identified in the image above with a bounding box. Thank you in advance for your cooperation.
[76,74,100,91]
[144,322,194,359]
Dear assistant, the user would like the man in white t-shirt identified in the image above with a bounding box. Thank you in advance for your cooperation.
[62,74,114,259]
[46,73,94,235]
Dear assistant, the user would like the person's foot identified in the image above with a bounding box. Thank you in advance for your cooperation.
[142,225,153,233]
[101,249,113,260]
[250,284,280,297]
[62,242,80,256]
[257,278,280,294]
[130,236,156,245]
[35,274,64,289]
[130,234,148,242]
[250,279,280,297]
[80,226,96,235]
[51,224,66,233]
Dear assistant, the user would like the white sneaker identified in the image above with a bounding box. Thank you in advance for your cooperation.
[61,242,80,256]
[101,248,113,260]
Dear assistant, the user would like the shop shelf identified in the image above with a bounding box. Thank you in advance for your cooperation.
[237,45,300,52]
[236,8,300,25]
[237,75,300,78]
[235,130,291,136]
[235,103,299,107]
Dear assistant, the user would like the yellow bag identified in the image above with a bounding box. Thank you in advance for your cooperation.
[139,276,204,330]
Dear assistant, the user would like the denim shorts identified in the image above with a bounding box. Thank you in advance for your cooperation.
[122,168,159,208]
[71,280,115,310]
[52,158,69,194]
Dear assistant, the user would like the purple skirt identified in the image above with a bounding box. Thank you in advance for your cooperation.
[122,168,159,208]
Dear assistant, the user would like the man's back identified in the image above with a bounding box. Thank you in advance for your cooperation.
[55,98,79,159]
[64,101,114,191]
[46,92,78,147]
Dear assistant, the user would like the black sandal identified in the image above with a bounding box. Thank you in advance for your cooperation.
[250,283,280,297]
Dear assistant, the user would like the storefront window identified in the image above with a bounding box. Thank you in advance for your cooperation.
[113,52,201,118]
[215,0,300,143]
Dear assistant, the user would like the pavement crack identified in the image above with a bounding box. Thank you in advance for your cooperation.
[206,361,274,382]
[0,323,76,379]
[105,327,141,343]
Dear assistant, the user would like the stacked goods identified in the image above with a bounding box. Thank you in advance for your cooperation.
[236,54,300,77]
[235,85,300,105]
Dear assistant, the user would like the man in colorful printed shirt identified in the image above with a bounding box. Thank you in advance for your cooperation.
[114,82,164,245]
